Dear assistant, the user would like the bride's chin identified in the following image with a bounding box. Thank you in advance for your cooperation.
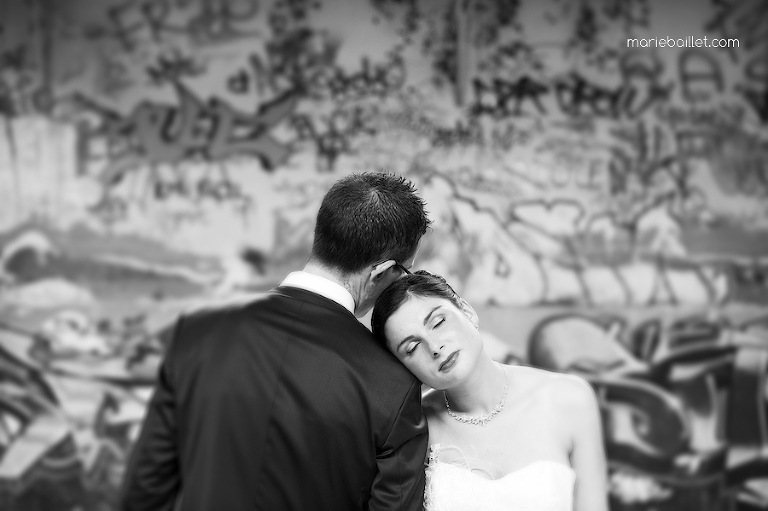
[425,374,462,392]
[421,376,448,391]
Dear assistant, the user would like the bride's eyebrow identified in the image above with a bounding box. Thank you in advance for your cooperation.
[423,306,442,325]
[397,335,418,351]
[394,306,443,352]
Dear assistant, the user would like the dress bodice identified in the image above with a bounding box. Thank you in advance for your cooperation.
[424,444,576,511]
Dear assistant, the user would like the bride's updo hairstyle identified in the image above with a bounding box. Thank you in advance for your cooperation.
[372,270,462,346]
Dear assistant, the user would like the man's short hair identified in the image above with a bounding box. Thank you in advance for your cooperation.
[311,172,431,273]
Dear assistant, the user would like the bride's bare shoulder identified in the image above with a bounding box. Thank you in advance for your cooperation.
[511,365,596,406]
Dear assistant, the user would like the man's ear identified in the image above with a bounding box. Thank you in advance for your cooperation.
[459,298,479,329]
[370,260,397,282]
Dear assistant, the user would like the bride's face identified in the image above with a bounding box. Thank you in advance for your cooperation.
[383,295,484,390]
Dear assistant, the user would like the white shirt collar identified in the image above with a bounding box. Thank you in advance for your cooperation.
[279,271,356,314]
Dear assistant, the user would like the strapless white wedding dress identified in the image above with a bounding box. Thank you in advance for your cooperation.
[424,444,576,511]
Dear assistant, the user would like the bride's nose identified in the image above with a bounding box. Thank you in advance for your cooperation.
[429,342,444,358]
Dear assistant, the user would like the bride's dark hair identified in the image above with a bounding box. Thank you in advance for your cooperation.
[371,270,462,346]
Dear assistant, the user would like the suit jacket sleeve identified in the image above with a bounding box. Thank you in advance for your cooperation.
[119,316,183,511]
[368,379,429,511]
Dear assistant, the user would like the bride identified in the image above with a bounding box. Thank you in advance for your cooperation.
[371,271,608,511]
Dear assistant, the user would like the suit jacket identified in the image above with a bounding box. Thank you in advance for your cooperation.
[120,286,428,511]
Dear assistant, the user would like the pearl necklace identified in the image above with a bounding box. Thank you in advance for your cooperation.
[444,364,509,426]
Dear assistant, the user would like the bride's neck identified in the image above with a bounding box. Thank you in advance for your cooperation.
[444,354,507,415]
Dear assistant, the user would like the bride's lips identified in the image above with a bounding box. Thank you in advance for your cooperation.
[439,351,459,372]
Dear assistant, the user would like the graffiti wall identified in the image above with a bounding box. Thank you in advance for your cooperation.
[0,0,766,509]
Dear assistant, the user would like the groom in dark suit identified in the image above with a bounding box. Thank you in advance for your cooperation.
[120,172,431,511]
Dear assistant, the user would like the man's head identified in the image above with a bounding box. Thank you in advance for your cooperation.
[309,172,431,316]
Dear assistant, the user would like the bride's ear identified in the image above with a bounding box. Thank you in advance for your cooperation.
[458,298,479,330]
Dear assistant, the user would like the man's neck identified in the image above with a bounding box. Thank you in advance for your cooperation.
[302,261,340,282]
[302,262,356,302]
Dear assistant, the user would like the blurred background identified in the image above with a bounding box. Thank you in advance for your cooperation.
[0,0,766,509]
